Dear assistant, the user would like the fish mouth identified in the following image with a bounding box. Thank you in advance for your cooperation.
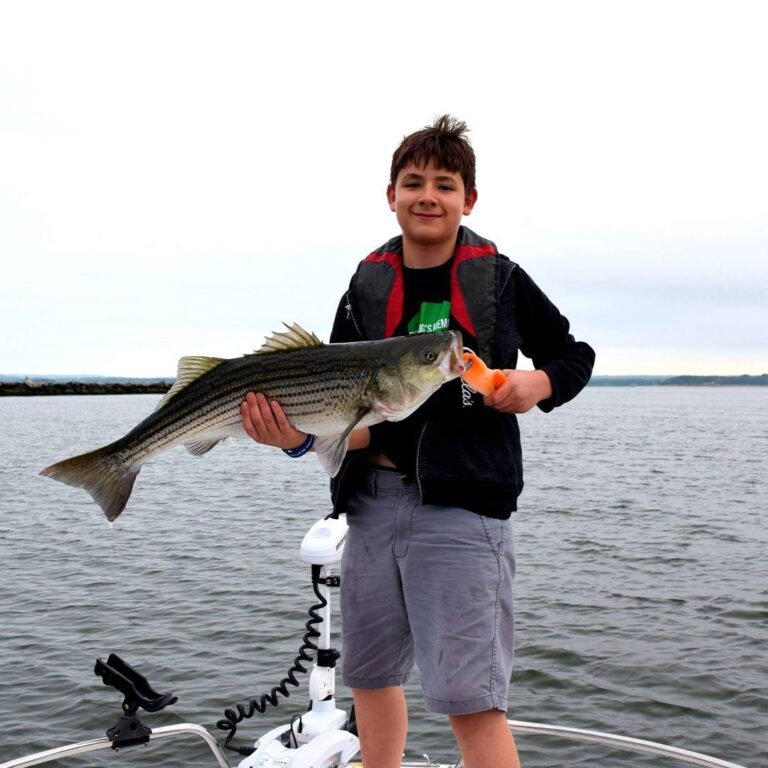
[441,331,465,377]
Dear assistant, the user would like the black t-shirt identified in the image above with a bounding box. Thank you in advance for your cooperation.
[394,258,474,342]
[395,260,452,336]
[377,258,476,474]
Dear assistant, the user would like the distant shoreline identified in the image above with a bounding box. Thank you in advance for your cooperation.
[589,374,768,387]
[0,380,172,396]
[1,374,766,396]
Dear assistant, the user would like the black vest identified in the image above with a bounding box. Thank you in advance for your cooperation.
[332,226,524,519]
[347,226,514,363]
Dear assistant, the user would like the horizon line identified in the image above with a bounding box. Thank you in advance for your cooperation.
[2,372,767,381]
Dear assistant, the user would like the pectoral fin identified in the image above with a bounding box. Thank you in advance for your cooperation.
[314,407,371,477]
[185,438,227,456]
[314,434,351,477]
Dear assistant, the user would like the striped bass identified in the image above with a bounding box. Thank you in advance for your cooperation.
[40,324,464,521]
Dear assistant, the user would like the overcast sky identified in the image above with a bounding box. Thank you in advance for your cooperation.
[1,1,766,377]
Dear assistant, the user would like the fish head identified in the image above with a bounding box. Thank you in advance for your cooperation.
[369,331,465,421]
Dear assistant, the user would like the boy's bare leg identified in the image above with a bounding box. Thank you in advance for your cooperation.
[353,686,408,767]
[450,709,521,768]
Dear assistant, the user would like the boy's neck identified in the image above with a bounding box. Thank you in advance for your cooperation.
[402,236,457,269]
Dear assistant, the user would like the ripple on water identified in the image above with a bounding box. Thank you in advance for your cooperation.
[1,389,767,765]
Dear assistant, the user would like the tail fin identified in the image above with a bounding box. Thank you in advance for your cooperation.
[40,447,140,522]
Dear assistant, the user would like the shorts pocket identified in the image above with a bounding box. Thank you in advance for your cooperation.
[479,515,508,559]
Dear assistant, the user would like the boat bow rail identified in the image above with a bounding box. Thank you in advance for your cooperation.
[0,720,749,768]
[0,723,231,768]
[503,720,748,768]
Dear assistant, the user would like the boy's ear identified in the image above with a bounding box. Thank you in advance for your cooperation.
[386,184,396,211]
[463,188,478,216]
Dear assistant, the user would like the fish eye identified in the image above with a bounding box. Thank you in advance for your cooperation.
[423,350,438,362]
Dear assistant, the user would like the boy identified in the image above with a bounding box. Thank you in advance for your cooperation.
[241,116,595,768]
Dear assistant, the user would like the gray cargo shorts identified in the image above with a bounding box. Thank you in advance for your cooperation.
[340,465,516,715]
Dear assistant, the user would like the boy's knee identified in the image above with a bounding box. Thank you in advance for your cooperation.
[449,709,512,743]
[450,708,507,725]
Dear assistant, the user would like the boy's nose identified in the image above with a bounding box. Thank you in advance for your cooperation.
[418,186,438,204]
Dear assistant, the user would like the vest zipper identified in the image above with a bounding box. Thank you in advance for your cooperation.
[344,291,364,339]
[415,422,428,502]
[331,455,355,517]
[499,262,514,294]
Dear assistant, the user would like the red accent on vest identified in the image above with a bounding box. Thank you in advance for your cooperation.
[363,251,404,338]
[449,243,496,338]
[364,242,496,339]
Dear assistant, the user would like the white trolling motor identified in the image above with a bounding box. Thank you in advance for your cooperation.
[237,516,360,768]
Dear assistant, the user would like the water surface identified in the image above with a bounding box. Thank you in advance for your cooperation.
[1,389,765,766]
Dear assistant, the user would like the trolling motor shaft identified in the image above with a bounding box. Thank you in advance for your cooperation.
[236,516,359,768]
[297,519,348,741]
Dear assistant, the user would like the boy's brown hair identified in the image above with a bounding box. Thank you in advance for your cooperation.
[390,115,476,193]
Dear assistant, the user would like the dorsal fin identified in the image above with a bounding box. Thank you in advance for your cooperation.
[256,323,323,354]
[155,355,227,411]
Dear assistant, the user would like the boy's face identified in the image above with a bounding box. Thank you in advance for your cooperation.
[387,161,477,254]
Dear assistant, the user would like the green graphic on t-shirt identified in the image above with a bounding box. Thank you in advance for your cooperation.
[407,300,451,334]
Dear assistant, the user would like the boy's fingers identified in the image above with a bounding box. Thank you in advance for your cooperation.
[241,392,303,447]
[240,400,251,434]
[243,392,273,442]
[255,393,279,433]
[484,375,510,407]
[240,398,261,440]
[271,400,293,433]
[484,373,529,413]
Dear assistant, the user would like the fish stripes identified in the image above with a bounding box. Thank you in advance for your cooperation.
[40,327,464,521]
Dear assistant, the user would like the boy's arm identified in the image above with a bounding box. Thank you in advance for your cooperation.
[509,266,595,412]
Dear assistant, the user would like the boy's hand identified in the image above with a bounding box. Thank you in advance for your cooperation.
[483,370,553,414]
[240,392,308,450]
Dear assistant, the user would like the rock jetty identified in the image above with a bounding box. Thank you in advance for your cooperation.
[0,380,172,396]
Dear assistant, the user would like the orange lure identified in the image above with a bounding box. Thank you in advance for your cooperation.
[461,351,506,395]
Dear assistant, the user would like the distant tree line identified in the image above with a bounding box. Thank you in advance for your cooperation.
[589,374,768,387]
[660,374,768,386]
[0,380,172,396]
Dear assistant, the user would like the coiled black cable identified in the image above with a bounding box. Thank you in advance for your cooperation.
[216,566,328,756]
